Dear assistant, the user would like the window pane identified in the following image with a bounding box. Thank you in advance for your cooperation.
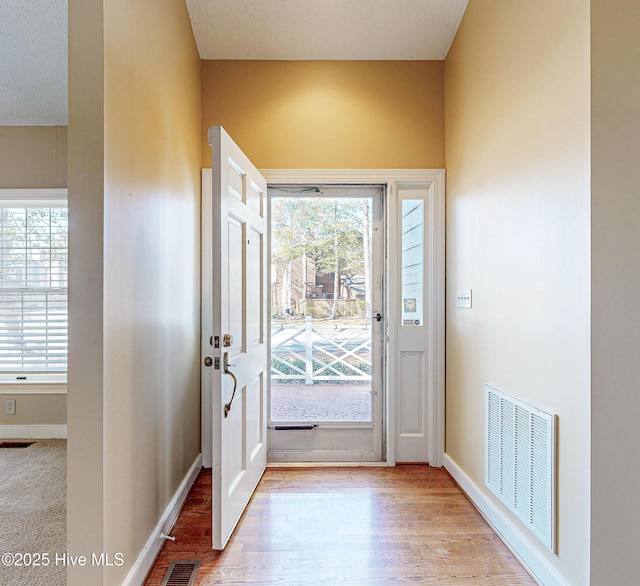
[401,200,424,326]
[0,204,68,373]
[270,196,374,423]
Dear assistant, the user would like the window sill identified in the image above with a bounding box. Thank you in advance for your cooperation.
[0,374,67,394]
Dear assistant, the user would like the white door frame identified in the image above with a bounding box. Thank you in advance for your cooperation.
[266,185,385,462]
[260,169,445,466]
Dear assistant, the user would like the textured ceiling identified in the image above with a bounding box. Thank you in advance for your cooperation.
[0,0,68,125]
[187,0,469,60]
[0,0,468,126]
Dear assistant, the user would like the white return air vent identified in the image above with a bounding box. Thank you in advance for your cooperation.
[485,384,556,552]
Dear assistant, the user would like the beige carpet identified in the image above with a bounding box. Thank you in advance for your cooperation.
[0,439,66,586]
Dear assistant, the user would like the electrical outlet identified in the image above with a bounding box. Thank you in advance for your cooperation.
[5,399,16,415]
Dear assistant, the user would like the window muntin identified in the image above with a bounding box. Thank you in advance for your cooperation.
[0,191,68,377]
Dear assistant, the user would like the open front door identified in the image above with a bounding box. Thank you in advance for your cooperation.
[202,126,268,550]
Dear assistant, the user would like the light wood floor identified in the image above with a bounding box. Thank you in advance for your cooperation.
[144,466,535,585]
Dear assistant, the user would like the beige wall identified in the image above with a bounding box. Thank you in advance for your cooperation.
[0,392,66,428]
[0,126,68,430]
[0,126,67,188]
[591,1,640,583]
[0,394,66,426]
[68,0,201,583]
[444,1,590,584]
[201,60,444,169]
[102,1,201,582]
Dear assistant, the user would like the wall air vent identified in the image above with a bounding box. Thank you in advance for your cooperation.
[485,384,556,552]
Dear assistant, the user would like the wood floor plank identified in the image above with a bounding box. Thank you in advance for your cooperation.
[144,466,535,586]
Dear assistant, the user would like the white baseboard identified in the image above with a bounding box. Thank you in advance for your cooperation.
[121,453,203,586]
[0,424,67,439]
[443,454,567,586]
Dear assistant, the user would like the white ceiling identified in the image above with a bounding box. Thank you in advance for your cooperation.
[186,0,469,61]
[0,0,68,126]
[0,0,468,126]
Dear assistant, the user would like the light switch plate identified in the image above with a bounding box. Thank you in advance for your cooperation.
[456,289,472,308]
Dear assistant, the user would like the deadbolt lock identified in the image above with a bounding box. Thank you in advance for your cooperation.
[223,334,233,347]
[203,355,221,369]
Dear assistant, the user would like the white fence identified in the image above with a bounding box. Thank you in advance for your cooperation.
[271,316,371,384]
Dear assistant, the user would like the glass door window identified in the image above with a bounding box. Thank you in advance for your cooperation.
[268,187,383,462]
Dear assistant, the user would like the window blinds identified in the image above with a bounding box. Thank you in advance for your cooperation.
[0,194,68,373]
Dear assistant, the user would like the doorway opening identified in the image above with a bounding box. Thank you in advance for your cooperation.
[267,185,384,462]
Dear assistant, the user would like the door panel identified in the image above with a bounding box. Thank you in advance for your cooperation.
[398,351,426,436]
[204,126,267,550]
[246,229,262,346]
[227,217,244,351]
[247,374,264,460]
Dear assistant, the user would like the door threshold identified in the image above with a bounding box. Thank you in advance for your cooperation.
[266,461,389,468]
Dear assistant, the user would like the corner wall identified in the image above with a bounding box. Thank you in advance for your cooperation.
[67,0,201,583]
[102,1,201,581]
[591,1,640,583]
[444,1,590,584]
[68,1,105,581]
[201,60,445,169]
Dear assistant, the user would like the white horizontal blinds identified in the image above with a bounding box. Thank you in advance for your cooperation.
[0,195,68,373]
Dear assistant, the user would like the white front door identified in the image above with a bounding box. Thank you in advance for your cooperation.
[202,126,268,550]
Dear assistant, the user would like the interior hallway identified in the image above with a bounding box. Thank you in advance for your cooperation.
[144,466,534,585]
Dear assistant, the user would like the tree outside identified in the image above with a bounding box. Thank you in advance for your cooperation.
[271,197,372,323]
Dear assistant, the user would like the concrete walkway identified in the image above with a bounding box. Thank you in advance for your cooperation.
[270,384,371,422]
